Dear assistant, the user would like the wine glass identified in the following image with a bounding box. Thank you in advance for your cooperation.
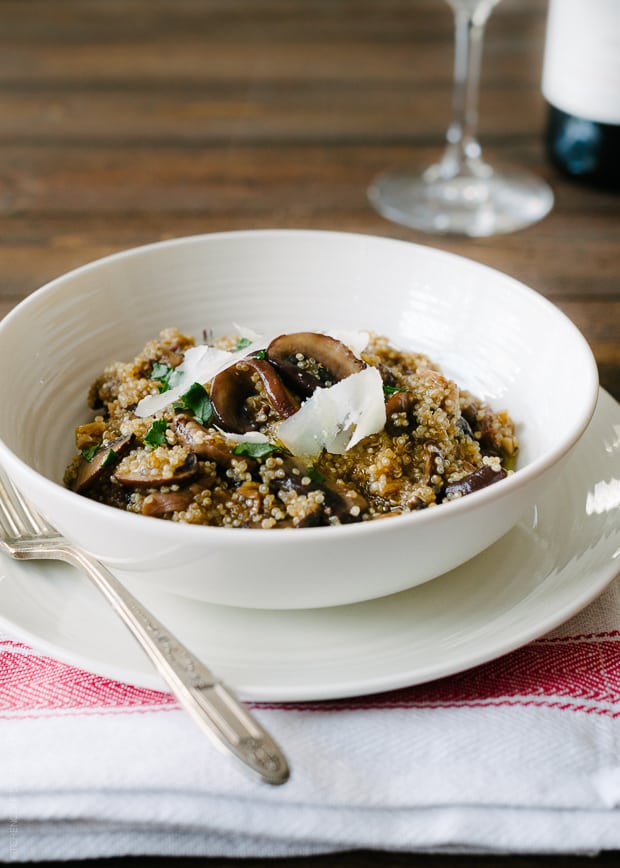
[368,0,554,237]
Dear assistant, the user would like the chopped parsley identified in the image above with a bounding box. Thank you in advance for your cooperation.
[305,465,325,485]
[150,362,184,393]
[81,443,120,466]
[383,384,408,396]
[80,444,100,462]
[235,336,253,351]
[101,448,119,468]
[144,419,169,448]
[232,441,285,459]
[177,382,213,425]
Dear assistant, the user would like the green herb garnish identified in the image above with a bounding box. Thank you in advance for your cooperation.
[150,362,184,393]
[80,444,100,462]
[144,419,169,448]
[306,465,325,485]
[235,336,253,351]
[383,385,408,396]
[81,443,121,466]
[150,361,170,381]
[178,382,213,425]
[101,448,119,468]
[231,441,284,459]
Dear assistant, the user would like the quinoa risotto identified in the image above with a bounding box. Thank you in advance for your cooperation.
[64,327,518,528]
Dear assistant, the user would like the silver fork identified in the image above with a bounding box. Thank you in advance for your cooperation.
[0,468,289,785]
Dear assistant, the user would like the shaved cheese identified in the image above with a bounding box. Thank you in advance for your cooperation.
[216,429,269,445]
[135,344,229,417]
[276,366,386,459]
[136,343,259,418]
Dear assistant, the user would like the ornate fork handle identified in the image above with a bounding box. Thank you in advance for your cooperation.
[17,536,289,785]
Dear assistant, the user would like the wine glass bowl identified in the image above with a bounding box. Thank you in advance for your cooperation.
[368,0,554,236]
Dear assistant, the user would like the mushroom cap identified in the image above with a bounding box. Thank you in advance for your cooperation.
[210,357,300,434]
[266,332,365,397]
[73,433,134,493]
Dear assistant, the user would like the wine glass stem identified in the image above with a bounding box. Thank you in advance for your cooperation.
[440,1,497,179]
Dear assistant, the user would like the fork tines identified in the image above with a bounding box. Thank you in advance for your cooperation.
[0,470,52,541]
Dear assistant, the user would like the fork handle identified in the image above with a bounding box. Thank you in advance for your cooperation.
[49,541,289,785]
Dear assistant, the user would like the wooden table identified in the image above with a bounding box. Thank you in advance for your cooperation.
[1,1,618,865]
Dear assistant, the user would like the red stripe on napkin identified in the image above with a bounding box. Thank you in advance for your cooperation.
[2,632,620,719]
[265,632,620,716]
[0,644,174,717]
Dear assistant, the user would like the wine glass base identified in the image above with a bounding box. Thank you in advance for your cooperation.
[368,166,554,237]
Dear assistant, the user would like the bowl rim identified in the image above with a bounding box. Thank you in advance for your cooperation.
[0,228,600,544]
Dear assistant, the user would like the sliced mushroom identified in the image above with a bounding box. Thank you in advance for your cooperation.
[142,490,196,517]
[173,414,260,474]
[460,404,500,453]
[268,457,368,525]
[266,455,316,496]
[443,464,507,500]
[456,414,475,439]
[210,358,300,434]
[266,332,365,397]
[114,451,199,488]
[293,511,329,528]
[73,434,134,493]
[321,476,369,524]
[376,363,399,390]
[172,414,217,457]
[385,391,417,436]
[461,405,494,452]
[423,440,444,485]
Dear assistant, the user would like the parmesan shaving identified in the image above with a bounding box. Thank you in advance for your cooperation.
[135,344,230,417]
[276,366,386,459]
[216,429,270,445]
[135,336,266,418]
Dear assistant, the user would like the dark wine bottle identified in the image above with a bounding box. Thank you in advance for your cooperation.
[542,0,620,191]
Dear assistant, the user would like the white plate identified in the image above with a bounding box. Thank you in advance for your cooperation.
[1,389,619,703]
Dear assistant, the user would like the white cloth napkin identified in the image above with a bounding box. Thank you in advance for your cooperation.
[2,575,620,862]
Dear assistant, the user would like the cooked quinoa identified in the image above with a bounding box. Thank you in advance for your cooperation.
[64,327,518,528]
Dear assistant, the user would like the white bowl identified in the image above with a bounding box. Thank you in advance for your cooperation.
[0,230,599,608]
